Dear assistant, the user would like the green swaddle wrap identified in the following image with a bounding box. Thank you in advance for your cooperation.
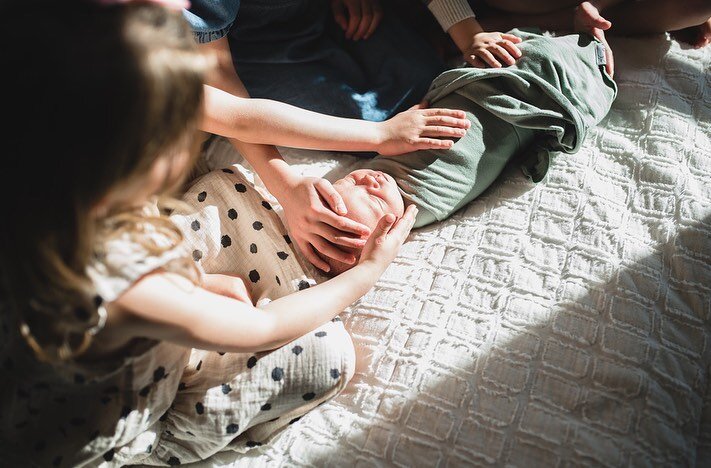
[365,28,617,227]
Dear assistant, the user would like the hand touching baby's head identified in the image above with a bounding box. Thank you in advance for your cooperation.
[326,169,405,275]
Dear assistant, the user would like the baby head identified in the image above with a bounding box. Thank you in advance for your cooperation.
[326,169,405,274]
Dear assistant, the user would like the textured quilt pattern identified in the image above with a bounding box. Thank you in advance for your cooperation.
[200,36,711,467]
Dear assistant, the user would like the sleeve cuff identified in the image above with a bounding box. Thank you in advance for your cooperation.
[193,24,232,44]
[427,0,476,32]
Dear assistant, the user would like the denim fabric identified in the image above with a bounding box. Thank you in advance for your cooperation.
[186,0,444,120]
[183,0,240,43]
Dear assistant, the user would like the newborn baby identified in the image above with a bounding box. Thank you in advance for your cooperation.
[326,28,617,273]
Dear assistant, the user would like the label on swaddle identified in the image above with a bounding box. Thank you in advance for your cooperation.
[595,42,607,66]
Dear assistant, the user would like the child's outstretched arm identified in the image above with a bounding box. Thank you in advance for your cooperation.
[203,86,470,155]
[113,207,417,353]
[200,37,470,157]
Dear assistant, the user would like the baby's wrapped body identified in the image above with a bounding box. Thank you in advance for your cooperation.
[365,28,618,227]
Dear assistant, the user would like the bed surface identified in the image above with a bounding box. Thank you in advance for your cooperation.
[197,34,711,467]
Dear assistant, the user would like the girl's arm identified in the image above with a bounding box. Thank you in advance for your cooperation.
[203,86,469,155]
[113,207,417,353]
[199,37,469,156]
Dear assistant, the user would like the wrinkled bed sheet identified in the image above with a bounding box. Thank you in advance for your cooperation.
[194,35,711,467]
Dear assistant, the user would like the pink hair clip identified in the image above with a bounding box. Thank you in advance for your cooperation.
[98,0,190,10]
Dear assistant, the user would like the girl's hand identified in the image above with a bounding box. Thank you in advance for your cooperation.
[376,104,471,156]
[279,176,371,272]
[202,273,252,304]
[331,0,383,41]
[465,32,522,68]
[359,204,418,270]
[573,2,614,76]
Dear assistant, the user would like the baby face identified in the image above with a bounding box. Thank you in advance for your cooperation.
[327,169,405,274]
[333,169,405,229]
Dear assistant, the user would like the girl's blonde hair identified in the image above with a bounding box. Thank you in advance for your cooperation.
[0,0,210,362]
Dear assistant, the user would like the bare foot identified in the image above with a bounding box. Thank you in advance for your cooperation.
[671,18,711,49]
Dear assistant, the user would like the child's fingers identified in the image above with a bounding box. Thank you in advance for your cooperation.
[500,39,522,59]
[415,137,454,150]
[312,237,357,265]
[424,108,467,120]
[318,207,371,237]
[479,50,502,68]
[389,205,418,241]
[331,1,348,30]
[300,241,331,272]
[314,178,347,215]
[465,54,482,68]
[492,45,516,66]
[502,33,522,44]
[425,115,470,129]
[317,223,368,248]
[353,1,372,40]
[345,2,361,39]
[421,125,467,139]
[371,214,396,244]
[364,5,383,39]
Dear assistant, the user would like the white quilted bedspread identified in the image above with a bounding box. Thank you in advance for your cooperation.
[200,35,711,467]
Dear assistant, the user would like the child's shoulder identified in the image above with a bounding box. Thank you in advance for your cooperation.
[88,203,195,304]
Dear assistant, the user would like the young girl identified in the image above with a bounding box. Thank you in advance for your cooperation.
[0,1,415,466]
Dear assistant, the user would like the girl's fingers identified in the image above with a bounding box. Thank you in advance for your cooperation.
[314,178,347,215]
[332,1,348,30]
[425,115,470,128]
[318,207,371,236]
[312,237,357,264]
[415,138,454,150]
[389,204,418,240]
[371,214,396,244]
[300,241,331,272]
[500,39,522,58]
[424,108,468,121]
[353,1,372,40]
[317,223,368,248]
[501,33,522,44]
[479,49,502,68]
[425,109,472,128]
[421,125,467,138]
[466,54,482,68]
[492,45,516,66]
[345,2,361,39]
[365,5,383,39]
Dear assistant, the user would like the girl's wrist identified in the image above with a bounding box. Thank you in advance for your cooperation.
[353,259,387,284]
[367,120,387,152]
[449,17,484,52]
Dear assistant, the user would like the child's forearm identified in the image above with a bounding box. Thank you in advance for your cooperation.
[117,263,382,353]
[225,137,295,201]
[203,86,383,152]
[257,261,381,348]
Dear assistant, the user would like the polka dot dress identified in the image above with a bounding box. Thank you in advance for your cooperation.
[0,206,192,467]
[135,167,356,464]
[1,173,355,467]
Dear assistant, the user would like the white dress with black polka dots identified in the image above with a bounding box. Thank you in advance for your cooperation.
[0,172,355,467]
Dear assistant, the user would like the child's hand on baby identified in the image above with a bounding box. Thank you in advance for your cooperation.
[465,32,522,68]
[574,2,614,76]
[359,204,418,271]
[376,103,471,156]
[202,273,253,304]
[280,175,371,272]
[331,0,383,41]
